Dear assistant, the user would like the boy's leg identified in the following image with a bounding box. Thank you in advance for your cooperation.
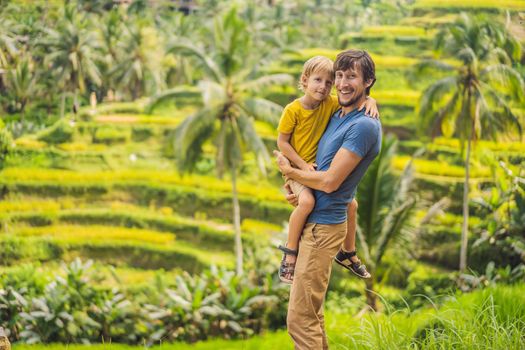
[280,180,314,282]
[336,199,371,279]
[286,186,315,251]
[342,199,358,252]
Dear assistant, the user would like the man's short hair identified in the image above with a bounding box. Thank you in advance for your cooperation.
[334,50,376,95]
[299,56,334,91]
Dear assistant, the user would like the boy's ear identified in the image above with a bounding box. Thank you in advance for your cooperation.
[300,74,308,87]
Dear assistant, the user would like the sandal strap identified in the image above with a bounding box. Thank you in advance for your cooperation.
[342,250,357,258]
[278,245,298,256]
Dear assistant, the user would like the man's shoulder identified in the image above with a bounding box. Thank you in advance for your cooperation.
[352,114,381,134]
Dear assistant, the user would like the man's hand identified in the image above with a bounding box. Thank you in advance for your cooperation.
[300,162,317,172]
[284,182,298,207]
[273,150,293,175]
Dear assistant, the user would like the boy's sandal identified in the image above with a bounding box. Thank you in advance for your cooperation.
[335,250,371,279]
[278,245,298,284]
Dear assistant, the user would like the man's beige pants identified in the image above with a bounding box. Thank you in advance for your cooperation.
[287,221,347,350]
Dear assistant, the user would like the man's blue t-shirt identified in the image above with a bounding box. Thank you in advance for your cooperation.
[307,108,382,225]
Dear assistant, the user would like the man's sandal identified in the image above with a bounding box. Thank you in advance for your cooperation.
[335,250,371,279]
[278,245,298,284]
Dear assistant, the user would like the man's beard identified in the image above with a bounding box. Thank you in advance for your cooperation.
[338,93,362,107]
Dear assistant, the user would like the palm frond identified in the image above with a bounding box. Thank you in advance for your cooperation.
[434,89,461,138]
[197,80,226,107]
[414,59,455,77]
[357,136,398,244]
[240,98,283,126]
[234,110,270,175]
[146,85,201,113]
[480,64,525,102]
[418,76,458,133]
[373,196,417,266]
[167,41,224,83]
[478,81,523,139]
[239,74,293,94]
[173,107,217,172]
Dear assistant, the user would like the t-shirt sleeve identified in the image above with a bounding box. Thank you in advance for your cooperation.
[341,119,380,158]
[277,105,296,134]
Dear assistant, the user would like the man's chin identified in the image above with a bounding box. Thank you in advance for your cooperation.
[338,97,358,107]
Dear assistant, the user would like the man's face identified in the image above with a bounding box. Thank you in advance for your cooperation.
[334,66,371,108]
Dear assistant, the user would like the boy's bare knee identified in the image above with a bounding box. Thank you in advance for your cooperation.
[298,192,315,212]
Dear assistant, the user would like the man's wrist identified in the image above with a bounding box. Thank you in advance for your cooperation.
[283,166,294,177]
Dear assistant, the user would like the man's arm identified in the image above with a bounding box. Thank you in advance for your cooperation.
[274,148,362,193]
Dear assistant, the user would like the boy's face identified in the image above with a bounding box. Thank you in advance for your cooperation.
[335,66,372,108]
[302,71,333,102]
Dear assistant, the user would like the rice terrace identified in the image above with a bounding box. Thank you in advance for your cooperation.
[0,0,524,349]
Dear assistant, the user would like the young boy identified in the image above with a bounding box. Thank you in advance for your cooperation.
[277,55,377,284]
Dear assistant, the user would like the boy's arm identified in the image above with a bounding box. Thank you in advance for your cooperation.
[274,148,362,193]
[358,96,380,119]
[277,132,313,171]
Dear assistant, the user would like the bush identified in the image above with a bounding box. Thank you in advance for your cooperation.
[37,119,74,144]
[92,126,129,145]
[405,265,455,307]
[0,128,13,169]
[131,125,155,141]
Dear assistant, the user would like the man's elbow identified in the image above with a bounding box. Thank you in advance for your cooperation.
[322,178,339,193]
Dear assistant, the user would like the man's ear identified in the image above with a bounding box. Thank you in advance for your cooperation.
[365,78,376,90]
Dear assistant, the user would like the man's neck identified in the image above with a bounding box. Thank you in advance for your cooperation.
[341,95,367,115]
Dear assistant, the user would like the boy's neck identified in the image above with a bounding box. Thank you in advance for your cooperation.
[300,95,322,110]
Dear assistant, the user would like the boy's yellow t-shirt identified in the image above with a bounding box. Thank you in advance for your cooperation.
[277,95,340,164]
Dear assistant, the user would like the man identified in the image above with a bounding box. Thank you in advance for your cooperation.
[274,49,382,350]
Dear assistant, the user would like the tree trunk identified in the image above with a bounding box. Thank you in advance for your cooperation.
[459,131,472,272]
[231,166,243,276]
[60,92,66,119]
[364,278,377,311]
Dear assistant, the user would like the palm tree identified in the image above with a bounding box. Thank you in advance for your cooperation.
[38,6,102,118]
[111,19,164,100]
[148,7,291,276]
[417,13,524,272]
[354,136,419,311]
[4,56,38,121]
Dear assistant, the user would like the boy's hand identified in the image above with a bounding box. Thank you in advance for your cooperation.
[273,150,293,175]
[284,183,298,207]
[358,96,380,119]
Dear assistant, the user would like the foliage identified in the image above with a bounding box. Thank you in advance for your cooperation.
[355,135,420,310]
[417,12,524,272]
[0,253,287,345]
[0,127,13,169]
[471,161,525,273]
[36,119,75,145]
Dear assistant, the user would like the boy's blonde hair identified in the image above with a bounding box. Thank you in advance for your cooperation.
[299,56,334,91]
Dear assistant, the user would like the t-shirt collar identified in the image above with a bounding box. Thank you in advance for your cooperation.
[334,108,360,120]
